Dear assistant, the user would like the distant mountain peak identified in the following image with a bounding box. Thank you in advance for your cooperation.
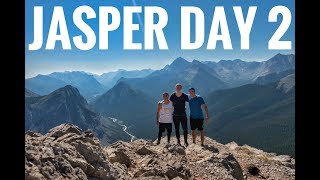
[61,84,79,92]
[42,85,82,102]
[219,58,244,63]
[174,56,187,62]
[167,57,191,71]
[33,74,62,80]
[268,53,295,61]
[34,74,46,78]
[49,85,86,105]
[171,57,189,65]
[191,59,202,64]
[274,53,295,58]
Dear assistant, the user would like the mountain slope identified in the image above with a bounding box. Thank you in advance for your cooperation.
[255,69,295,85]
[91,82,156,139]
[25,85,129,144]
[25,75,67,95]
[204,78,295,156]
[277,74,295,93]
[25,88,40,97]
[48,71,106,101]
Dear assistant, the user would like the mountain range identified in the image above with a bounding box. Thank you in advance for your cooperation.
[25,72,105,101]
[25,54,294,99]
[203,53,295,86]
[119,54,295,97]
[25,85,130,145]
[25,69,155,101]
[25,53,295,155]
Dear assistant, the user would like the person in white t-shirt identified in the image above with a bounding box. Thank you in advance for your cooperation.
[156,92,173,145]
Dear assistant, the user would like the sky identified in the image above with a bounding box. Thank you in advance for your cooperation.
[25,0,295,78]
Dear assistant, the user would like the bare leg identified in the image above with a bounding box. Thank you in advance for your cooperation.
[192,130,196,143]
[200,130,205,145]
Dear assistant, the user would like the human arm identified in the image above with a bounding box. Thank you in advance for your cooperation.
[200,97,209,122]
[156,102,162,126]
[169,93,174,101]
[201,104,209,122]
[185,93,189,102]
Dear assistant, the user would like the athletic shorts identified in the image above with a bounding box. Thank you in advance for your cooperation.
[159,123,172,133]
[190,118,204,131]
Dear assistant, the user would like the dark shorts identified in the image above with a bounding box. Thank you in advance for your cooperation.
[159,123,172,133]
[190,118,204,131]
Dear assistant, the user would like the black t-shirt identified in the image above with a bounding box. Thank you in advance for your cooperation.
[170,92,189,116]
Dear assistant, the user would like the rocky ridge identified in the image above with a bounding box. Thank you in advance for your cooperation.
[25,124,295,180]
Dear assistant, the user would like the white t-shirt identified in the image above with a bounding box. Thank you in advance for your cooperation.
[159,100,173,123]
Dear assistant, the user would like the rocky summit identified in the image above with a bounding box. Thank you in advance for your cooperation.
[25,124,295,180]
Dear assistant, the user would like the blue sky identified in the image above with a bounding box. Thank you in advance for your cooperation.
[25,0,294,78]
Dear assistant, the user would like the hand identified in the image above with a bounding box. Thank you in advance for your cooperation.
[156,120,159,127]
[205,116,209,122]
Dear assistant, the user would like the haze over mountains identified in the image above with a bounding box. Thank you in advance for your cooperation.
[26,69,154,101]
[25,53,295,155]
[95,69,154,89]
[48,71,106,100]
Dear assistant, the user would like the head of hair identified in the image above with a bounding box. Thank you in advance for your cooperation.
[189,87,195,92]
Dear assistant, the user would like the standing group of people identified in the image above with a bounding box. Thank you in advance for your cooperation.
[156,83,210,146]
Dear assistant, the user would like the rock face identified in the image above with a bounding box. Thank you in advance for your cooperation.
[25,124,129,180]
[25,85,104,137]
[26,124,295,180]
[277,74,295,93]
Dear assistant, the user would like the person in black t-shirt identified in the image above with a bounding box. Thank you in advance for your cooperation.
[170,83,189,146]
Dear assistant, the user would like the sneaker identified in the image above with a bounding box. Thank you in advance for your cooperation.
[201,143,204,147]
[185,142,189,147]
[157,141,160,145]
